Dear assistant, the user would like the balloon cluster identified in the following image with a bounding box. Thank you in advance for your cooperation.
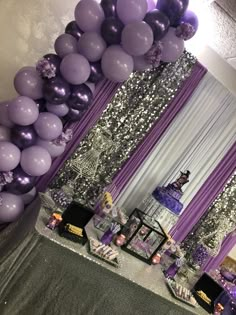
[0,0,199,223]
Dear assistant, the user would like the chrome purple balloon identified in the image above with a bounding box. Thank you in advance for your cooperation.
[11,125,37,149]
[35,99,46,112]
[43,77,71,105]
[156,0,189,26]
[65,21,83,40]
[101,17,124,45]
[89,62,104,84]
[67,84,93,110]
[101,0,117,17]
[21,187,37,205]
[6,166,36,195]
[144,9,170,41]
[66,108,86,122]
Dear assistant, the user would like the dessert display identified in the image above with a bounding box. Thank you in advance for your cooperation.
[166,279,198,307]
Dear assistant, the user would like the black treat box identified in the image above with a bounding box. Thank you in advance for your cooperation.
[192,273,224,313]
[58,202,94,245]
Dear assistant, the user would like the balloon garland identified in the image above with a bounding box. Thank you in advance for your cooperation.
[0,0,199,223]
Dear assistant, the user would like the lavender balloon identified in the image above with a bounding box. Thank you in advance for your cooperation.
[8,96,39,126]
[65,21,83,40]
[11,125,37,149]
[101,45,134,82]
[147,0,156,11]
[21,187,37,205]
[85,82,96,94]
[156,0,189,26]
[14,67,43,100]
[43,77,71,105]
[101,17,124,45]
[6,166,36,195]
[36,138,66,158]
[54,34,78,58]
[161,27,184,62]
[0,192,24,223]
[67,84,93,110]
[34,112,63,141]
[75,0,105,32]
[66,108,86,122]
[20,146,52,176]
[144,9,170,41]
[0,126,11,142]
[89,62,104,84]
[122,21,154,56]
[101,0,117,17]
[0,142,21,172]
[117,0,147,25]
[78,32,107,62]
[60,53,90,85]
[0,101,14,128]
[46,103,69,117]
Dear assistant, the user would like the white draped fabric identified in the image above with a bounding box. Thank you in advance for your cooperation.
[117,73,236,214]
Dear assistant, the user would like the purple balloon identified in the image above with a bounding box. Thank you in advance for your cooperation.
[36,138,66,158]
[11,125,37,149]
[144,9,170,41]
[0,142,21,172]
[121,21,154,56]
[0,192,24,223]
[21,187,37,205]
[101,0,117,17]
[35,99,47,112]
[8,96,39,126]
[65,21,83,40]
[34,112,63,141]
[0,126,11,142]
[147,0,156,12]
[85,82,96,94]
[67,84,93,110]
[101,17,124,45]
[117,0,147,25]
[89,62,104,84]
[133,55,152,71]
[54,34,78,58]
[14,67,43,100]
[20,145,52,176]
[46,103,69,117]
[75,0,105,32]
[102,45,134,82]
[43,54,61,76]
[60,53,90,85]
[66,108,86,122]
[156,0,189,26]
[43,77,71,105]
[161,27,184,62]
[78,32,107,62]
[178,10,199,32]
[0,101,14,128]
[6,166,36,195]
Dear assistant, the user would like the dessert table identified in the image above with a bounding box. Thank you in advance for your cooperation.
[0,199,208,315]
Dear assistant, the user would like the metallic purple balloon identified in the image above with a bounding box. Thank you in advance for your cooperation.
[21,187,37,205]
[43,76,71,105]
[35,99,46,112]
[178,10,199,31]
[54,34,78,58]
[117,0,147,25]
[66,108,86,122]
[78,32,107,62]
[89,62,104,84]
[0,126,11,142]
[67,84,93,110]
[43,54,61,76]
[144,9,170,41]
[14,67,43,100]
[101,17,124,45]
[0,101,14,128]
[65,21,83,40]
[34,112,63,141]
[6,166,36,195]
[101,0,117,17]
[156,0,189,26]
[0,192,24,223]
[11,125,37,149]
[36,138,66,158]
[46,103,69,117]
[147,0,156,12]
[0,142,21,172]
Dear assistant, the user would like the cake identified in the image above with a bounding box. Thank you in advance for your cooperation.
[152,171,190,215]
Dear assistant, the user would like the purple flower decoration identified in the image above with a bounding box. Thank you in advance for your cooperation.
[175,23,196,41]
[36,58,57,79]
[145,41,163,68]
[52,128,73,146]
[192,244,209,267]
[0,171,13,188]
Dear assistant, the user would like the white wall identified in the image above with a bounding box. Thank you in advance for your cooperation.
[228,245,236,260]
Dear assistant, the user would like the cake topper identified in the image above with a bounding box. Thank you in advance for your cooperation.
[172,170,191,190]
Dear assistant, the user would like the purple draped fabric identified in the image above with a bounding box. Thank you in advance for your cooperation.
[108,62,207,199]
[36,79,120,191]
[171,142,236,242]
[204,233,236,272]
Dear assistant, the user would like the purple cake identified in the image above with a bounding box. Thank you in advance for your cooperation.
[152,171,190,215]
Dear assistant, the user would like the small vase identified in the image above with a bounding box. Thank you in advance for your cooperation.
[100,228,114,245]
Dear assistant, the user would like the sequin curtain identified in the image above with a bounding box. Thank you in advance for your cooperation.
[183,172,236,268]
[50,52,197,207]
